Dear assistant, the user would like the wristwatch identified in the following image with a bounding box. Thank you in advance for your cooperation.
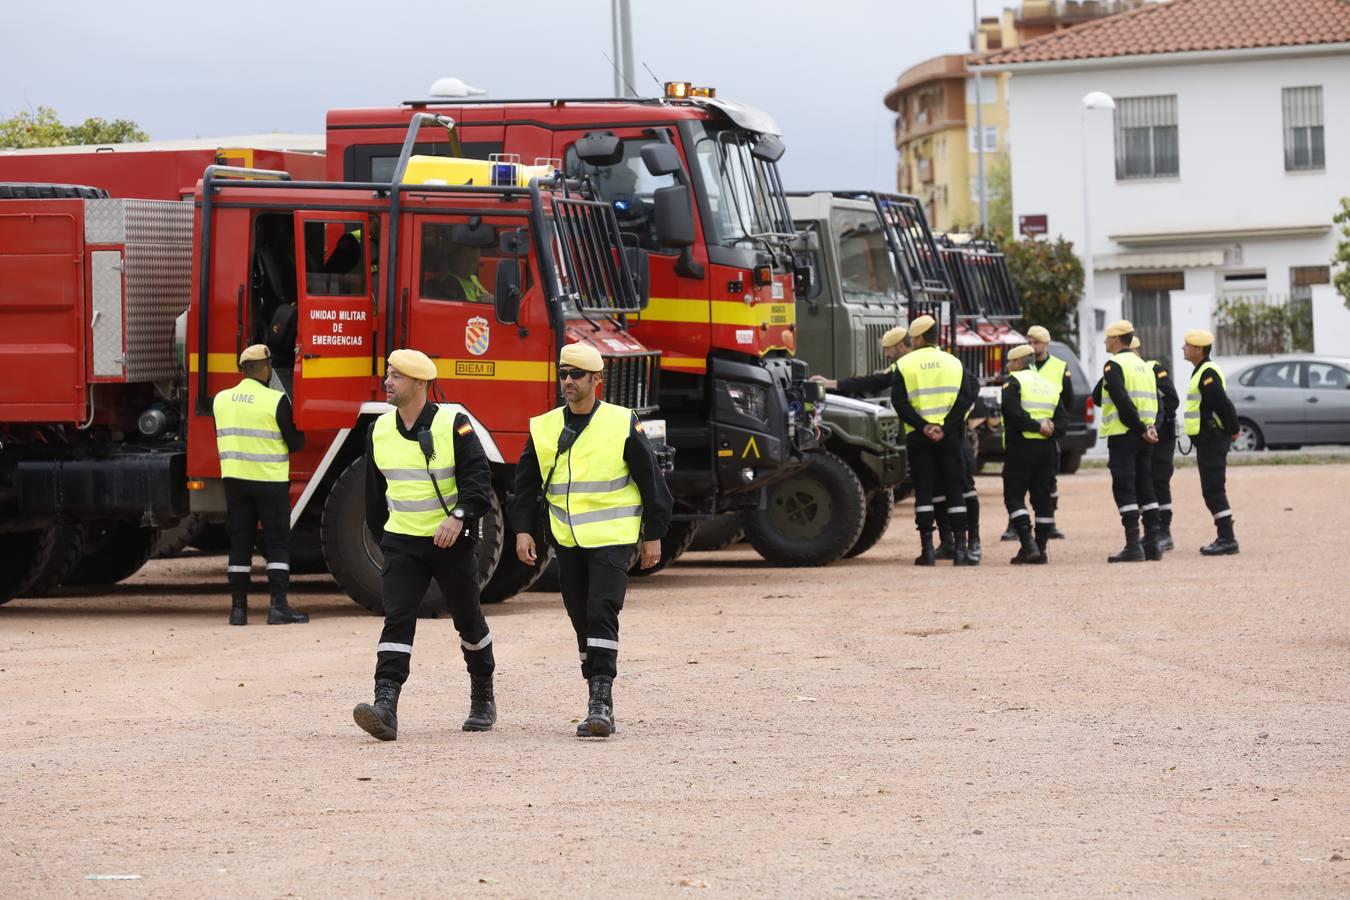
[451,508,466,520]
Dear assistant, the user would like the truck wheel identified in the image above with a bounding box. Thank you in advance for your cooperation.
[20,524,86,597]
[190,523,231,553]
[629,520,697,577]
[64,522,159,586]
[154,514,206,559]
[481,508,552,604]
[287,518,330,575]
[688,513,745,552]
[845,489,894,559]
[745,450,866,567]
[1058,449,1084,475]
[473,491,505,592]
[0,528,58,604]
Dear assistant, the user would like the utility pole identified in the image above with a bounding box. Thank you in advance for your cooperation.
[611,0,637,98]
[972,0,988,233]
[611,0,622,96]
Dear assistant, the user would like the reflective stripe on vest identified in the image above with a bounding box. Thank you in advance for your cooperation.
[1007,369,1057,442]
[1184,360,1226,436]
[214,378,289,481]
[1033,353,1066,408]
[529,401,642,548]
[897,346,964,435]
[372,408,458,537]
[1100,351,1159,436]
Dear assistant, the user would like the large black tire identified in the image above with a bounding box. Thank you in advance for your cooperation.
[0,528,58,604]
[20,524,86,597]
[745,450,866,567]
[1058,449,1084,475]
[845,489,894,559]
[0,183,109,200]
[153,514,206,559]
[687,513,745,552]
[629,520,697,577]
[287,517,330,575]
[64,522,159,586]
[190,522,231,553]
[481,505,552,604]
[320,456,503,617]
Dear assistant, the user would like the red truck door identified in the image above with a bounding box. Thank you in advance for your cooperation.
[291,212,377,429]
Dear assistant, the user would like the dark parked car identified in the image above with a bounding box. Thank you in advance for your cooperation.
[976,341,1097,474]
[1209,354,1350,451]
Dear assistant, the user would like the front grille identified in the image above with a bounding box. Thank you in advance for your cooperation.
[601,352,660,414]
[863,321,892,374]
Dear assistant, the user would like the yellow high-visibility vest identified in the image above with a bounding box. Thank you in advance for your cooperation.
[214,377,289,482]
[530,401,643,548]
[896,345,964,436]
[1007,369,1057,443]
[1184,360,1227,436]
[372,408,458,537]
[1033,353,1067,408]
[1100,351,1158,436]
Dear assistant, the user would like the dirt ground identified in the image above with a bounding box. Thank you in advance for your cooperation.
[3,463,1348,897]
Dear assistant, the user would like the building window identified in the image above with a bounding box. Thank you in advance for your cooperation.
[1282,86,1325,171]
[1114,95,1179,180]
[967,126,998,153]
[965,77,996,106]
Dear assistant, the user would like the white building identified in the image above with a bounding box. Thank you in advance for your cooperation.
[976,0,1350,374]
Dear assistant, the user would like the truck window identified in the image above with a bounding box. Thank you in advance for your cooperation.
[564,139,676,253]
[419,222,498,303]
[303,220,365,296]
[831,207,899,299]
[689,124,792,249]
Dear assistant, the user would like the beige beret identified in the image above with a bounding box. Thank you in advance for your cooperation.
[1184,329,1215,348]
[387,348,438,380]
[1007,344,1035,361]
[1026,325,1051,343]
[238,344,271,365]
[1105,319,1134,337]
[881,325,908,349]
[909,314,936,338]
[1130,336,1141,350]
[559,342,605,373]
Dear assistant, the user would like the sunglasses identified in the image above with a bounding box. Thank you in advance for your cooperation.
[558,368,594,382]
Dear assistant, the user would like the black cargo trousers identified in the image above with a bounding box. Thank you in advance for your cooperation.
[1107,432,1156,530]
[374,533,493,686]
[224,478,291,606]
[555,543,637,681]
[906,429,968,536]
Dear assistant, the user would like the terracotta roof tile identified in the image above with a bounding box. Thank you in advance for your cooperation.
[981,0,1350,66]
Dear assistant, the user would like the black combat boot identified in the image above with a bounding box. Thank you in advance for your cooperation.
[229,599,247,626]
[1033,525,1051,564]
[1048,526,1067,540]
[1001,520,1017,542]
[1108,519,1145,563]
[914,531,936,567]
[462,674,497,732]
[267,601,310,624]
[953,531,977,566]
[934,521,955,561]
[1157,509,1175,552]
[353,679,400,741]
[1142,510,1162,561]
[1010,520,1043,565]
[582,676,614,738]
[966,524,983,564]
[1200,516,1239,556]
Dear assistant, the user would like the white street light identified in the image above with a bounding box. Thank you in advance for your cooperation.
[1080,90,1115,369]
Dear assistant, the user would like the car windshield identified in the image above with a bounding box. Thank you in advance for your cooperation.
[830,207,900,299]
[690,124,793,248]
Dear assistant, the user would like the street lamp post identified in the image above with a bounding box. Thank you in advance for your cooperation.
[1081,90,1115,369]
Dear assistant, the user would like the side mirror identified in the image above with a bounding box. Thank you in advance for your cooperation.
[640,143,684,177]
[499,227,530,255]
[624,246,651,310]
[449,220,497,248]
[494,257,521,325]
[750,134,785,163]
[794,252,820,301]
[575,131,624,167]
[653,184,695,248]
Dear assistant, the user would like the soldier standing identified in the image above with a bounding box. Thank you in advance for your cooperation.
[1000,345,1061,564]
[510,343,673,738]
[1099,320,1161,563]
[1181,330,1241,555]
[213,344,308,626]
[1133,336,1180,551]
[352,349,497,742]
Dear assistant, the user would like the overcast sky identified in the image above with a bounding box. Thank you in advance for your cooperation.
[1,0,1008,190]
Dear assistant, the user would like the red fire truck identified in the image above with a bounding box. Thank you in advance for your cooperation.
[0,116,665,612]
[324,85,898,567]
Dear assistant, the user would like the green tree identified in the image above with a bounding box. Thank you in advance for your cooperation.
[1002,235,1084,354]
[1334,197,1350,311]
[0,106,148,149]
[985,153,1013,238]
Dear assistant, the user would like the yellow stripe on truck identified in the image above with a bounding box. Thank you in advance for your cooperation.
[639,297,795,328]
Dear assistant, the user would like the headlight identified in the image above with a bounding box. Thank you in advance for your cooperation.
[721,381,768,421]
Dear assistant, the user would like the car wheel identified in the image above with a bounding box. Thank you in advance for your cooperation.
[1233,419,1264,452]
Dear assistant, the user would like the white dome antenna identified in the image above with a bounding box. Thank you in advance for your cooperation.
[428,77,487,98]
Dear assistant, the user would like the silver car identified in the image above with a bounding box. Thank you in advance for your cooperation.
[1207,354,1350,451]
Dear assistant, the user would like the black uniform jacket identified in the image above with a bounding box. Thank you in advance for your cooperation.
[1194,361,1240,438]
[365,403,493,543]
[509,403,673,543]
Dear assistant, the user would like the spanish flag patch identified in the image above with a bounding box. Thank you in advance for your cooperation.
[457,422,473,436]
[1157,369,1168,378]
[1203,376,1214,386]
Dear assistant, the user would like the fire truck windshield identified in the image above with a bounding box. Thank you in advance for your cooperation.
[690,124,793,249]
